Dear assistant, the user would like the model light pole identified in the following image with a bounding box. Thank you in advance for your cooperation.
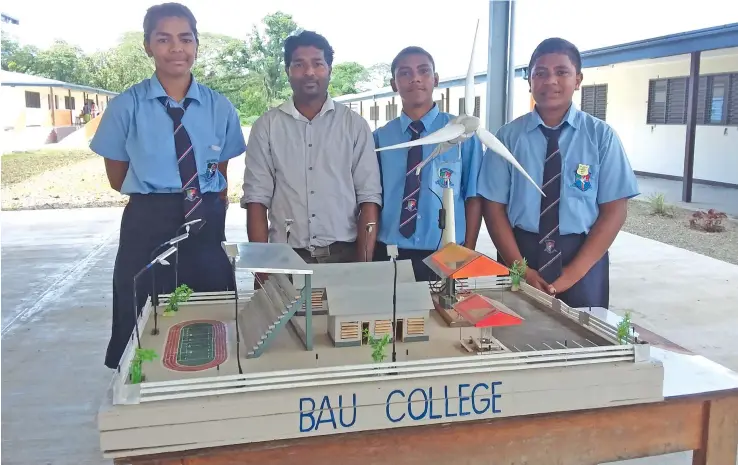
[132,246,177,349]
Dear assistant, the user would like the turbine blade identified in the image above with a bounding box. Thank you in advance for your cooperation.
[464,19,480,116]
[412,141,455,176]
[374,123,466,152]
[476,128,546,197]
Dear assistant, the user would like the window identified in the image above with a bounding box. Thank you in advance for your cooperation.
[434,99,444,112]
[458,96,481,117]
[580,84,608,121]
[369,104,379,121]
[64,96,76,110]
[647,72,738,126]
[385,103,397,120]
[25,91,41,108]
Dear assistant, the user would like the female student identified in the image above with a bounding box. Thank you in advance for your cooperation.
[478,38,639,308]
[90,2,246,369]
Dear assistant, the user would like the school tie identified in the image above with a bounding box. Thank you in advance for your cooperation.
[158,97,205,233]
[537,124,565,283]
[399,120,425,238]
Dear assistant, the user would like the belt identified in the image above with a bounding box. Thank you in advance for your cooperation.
[296,241,354,258]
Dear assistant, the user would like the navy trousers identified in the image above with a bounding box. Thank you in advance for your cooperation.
[506,227,610,308]
[105,193,234,369]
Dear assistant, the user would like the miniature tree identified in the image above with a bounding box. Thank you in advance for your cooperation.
[616,311,632,345]
[363,328,391,363]
[163,284,193,316]
[130,348,158,384]
[508,258,527,292]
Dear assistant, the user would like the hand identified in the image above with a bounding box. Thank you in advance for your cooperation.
[524,268,549,293]
[548,267,578,296]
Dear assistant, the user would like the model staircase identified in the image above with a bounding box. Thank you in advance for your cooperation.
[239,274,302,358]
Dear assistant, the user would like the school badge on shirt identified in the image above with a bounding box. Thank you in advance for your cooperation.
[436,167,454,188]
[206,160,218,179]
[572,163,592,192]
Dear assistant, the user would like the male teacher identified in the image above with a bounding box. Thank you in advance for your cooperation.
[241,30,382,271]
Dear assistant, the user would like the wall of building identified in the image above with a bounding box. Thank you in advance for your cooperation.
[339,47,738,186]
[570,48,738,186]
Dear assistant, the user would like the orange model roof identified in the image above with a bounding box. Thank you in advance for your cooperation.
[453,294,524,328]
[422,243,509,279]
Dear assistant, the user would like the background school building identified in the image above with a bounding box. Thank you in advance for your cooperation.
[335,23,738,192]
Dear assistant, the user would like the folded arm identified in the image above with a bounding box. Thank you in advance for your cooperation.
[241,118,275,244]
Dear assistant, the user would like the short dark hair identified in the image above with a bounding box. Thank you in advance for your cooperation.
[143,2,199,44]
[527,38,581,77]
[391,46,435,77]
[283,30,334,69]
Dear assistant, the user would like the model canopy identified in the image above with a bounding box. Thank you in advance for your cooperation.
[453,294,524,328]
[423,243,509,279]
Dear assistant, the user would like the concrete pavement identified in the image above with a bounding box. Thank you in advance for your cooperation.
[1,206,737,464]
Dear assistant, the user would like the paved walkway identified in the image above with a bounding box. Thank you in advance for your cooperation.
[1,206,737,465]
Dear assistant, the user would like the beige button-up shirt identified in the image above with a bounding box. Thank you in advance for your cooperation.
[241,96,382,249]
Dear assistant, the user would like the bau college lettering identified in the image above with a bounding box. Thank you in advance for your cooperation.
[299,381,502,433]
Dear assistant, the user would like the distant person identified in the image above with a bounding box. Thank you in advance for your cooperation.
[478,37,639,308]
[372,46,483,282]
[241,30,382,271]
[90,2,246,370]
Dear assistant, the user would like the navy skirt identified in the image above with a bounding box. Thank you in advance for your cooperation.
[105,193,234,369]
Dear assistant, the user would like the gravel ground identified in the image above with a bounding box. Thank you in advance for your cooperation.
[624,198,738,265]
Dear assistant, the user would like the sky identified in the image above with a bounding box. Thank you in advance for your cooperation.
[3,0,738,79]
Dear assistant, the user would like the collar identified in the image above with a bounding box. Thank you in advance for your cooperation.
[526,103,579,132]
[399,102,440,134]
[146,72,202,104]
[279,95,335,121]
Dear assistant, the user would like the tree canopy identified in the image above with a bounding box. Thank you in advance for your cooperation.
[1,11,391,124]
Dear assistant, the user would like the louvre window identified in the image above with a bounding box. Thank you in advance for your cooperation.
[647,72,738,126]
[580,84,608,121]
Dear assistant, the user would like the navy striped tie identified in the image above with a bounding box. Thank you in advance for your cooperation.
[537,124,564,283]
[399,120,425,238]
[158,97,205,233]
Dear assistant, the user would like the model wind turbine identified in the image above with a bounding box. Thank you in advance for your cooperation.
[374,19,544,246]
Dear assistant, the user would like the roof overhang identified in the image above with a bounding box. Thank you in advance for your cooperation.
[335,22,738,104]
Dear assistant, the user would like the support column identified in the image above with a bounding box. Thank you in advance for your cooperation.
[485,0,514,133]
[682,51,700,203]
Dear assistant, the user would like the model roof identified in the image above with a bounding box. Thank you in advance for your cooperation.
[325,282,433,317]
[423,243,509,279]
[292,259,416,289]
[453,294,524,328]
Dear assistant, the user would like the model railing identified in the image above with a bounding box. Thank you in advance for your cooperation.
[240,275,301,358]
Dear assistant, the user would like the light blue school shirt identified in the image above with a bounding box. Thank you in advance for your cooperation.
[374,104,483,250]
[90,73,246,195]
[477,105,640,235]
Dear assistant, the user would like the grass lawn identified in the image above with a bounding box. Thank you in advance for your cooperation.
[2,148,96,186]
[1,147,246,211]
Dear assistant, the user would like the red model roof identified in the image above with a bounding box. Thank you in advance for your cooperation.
[453,294,524,328]
[422,243,509,279]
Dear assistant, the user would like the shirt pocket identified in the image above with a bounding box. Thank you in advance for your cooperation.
[564,159,599,199]
[199,141,225,187]
[430,152,463,194]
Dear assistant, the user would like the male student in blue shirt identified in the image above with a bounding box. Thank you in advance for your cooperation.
[90,2,246,369]
[373,46,484,281]
[478,37,639,308]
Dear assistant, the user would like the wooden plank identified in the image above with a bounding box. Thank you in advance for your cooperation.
[114,394,711,465]
[692,396,738,465]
